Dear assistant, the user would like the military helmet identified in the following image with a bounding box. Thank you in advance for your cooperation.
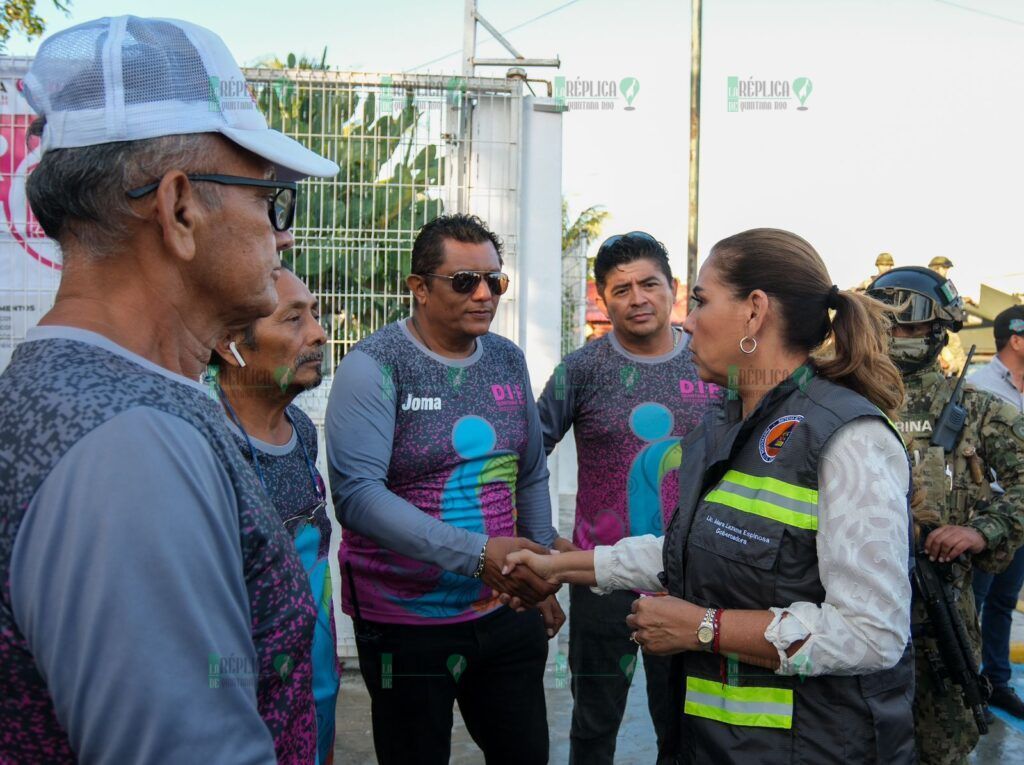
[928,256,953,269]
[875,252,894,266]
[866,266,965,331]
[867,266,965,374]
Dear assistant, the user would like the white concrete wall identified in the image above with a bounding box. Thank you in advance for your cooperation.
[463,91,522,341]
[517,96,566,536]
[557,428,579,496]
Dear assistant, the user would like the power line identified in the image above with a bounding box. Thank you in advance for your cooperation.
[407,0,585,72]
[931,0,1024,27]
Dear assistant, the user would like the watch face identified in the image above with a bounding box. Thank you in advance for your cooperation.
[697,626,714,645]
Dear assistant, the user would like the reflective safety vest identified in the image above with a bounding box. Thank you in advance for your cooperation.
[662,371,915,764]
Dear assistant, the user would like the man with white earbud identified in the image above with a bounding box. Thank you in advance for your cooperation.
[209,269,339,764]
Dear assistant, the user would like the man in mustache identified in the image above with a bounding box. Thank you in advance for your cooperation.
[212,267,339,764]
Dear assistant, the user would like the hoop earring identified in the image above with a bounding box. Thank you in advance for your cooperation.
[739,335,757,354]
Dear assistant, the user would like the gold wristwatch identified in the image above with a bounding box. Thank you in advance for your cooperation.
[696,607,716,652]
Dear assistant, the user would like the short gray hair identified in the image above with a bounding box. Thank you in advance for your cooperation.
[26,127,223,257]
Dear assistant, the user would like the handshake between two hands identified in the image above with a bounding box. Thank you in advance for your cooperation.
[484,537,699,655]
[481,536,577,638]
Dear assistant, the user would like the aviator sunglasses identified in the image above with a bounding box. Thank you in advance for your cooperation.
[596,230,659,255]
[419,270,510,295]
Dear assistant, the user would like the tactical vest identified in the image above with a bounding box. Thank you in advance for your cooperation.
[898,368,993,529]
[899,367,993,661]
[662,372,915,764]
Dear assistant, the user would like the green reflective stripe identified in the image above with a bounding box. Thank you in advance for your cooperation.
[721,470,818,505]
[706,470,818,530]
[685,699,794,729]
[687,676,792,704]
[685,677,793,729]
[717,481,817,518]
[705,489,818,531]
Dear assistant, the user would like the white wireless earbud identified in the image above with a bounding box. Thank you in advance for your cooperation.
[228,341,246,368]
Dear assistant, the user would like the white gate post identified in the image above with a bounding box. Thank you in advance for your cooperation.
[517,95,565,533]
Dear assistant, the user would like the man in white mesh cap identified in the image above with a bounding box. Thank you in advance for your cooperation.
[0,16,338,765]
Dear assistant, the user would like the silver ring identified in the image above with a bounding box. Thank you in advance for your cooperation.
[630,631,641,646]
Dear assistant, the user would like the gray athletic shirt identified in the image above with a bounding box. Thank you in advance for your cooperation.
[327,319,555,623]
[3,327,314,764]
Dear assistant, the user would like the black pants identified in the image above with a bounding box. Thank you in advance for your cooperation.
[355,606,549,765]
[568,585,679,765]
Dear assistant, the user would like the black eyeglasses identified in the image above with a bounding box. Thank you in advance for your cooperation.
[597,230,659,255]
[127,174,298,232]
[420,270,510,295]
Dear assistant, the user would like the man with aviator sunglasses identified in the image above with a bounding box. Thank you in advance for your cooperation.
[210,268,339,765]
[327,214,566,764]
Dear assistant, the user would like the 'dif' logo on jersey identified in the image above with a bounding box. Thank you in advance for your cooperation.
[759,415,804,463]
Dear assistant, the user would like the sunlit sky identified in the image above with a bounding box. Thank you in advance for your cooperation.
[8,0,1024,299]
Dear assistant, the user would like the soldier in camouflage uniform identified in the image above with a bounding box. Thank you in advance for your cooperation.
[868,266,1024,765]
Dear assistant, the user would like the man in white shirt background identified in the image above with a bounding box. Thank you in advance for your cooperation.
[971,305,1024,719]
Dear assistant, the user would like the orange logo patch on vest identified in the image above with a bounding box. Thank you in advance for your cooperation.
[758,415,804,463]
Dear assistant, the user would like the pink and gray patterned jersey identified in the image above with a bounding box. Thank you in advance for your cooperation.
[327,320,556,626]
[0,327,316,764]
[538,331,721,549]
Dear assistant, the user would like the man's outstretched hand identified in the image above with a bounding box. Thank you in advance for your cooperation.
[482,537,560,608]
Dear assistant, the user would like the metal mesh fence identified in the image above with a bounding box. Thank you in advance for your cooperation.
[243,69,524,376]
[561,236,589,356]
[1,63,523,376]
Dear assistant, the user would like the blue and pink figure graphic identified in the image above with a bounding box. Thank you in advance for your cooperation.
[293,523,338,765]
[626,402,682,537]
[389,415,517,618]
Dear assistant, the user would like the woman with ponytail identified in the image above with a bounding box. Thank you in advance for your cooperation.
[504,229,914,763]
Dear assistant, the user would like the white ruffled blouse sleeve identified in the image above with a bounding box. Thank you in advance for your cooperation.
[764,417,912,676]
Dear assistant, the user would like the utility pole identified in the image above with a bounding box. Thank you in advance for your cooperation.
[457,1,561,210]
[687,0,703,294]
[462,0,478,78]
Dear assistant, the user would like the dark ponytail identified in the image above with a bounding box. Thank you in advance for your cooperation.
[712,228,904,419]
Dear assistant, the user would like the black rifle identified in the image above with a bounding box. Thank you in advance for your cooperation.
[930,344,977,452]
[912,532,991,735]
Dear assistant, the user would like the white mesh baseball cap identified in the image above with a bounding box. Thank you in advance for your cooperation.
[22,15,339,180]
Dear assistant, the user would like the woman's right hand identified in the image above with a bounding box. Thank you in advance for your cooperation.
[503,549,560,582]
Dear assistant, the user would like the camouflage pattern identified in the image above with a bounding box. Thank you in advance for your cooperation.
[897,362,1024,764]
